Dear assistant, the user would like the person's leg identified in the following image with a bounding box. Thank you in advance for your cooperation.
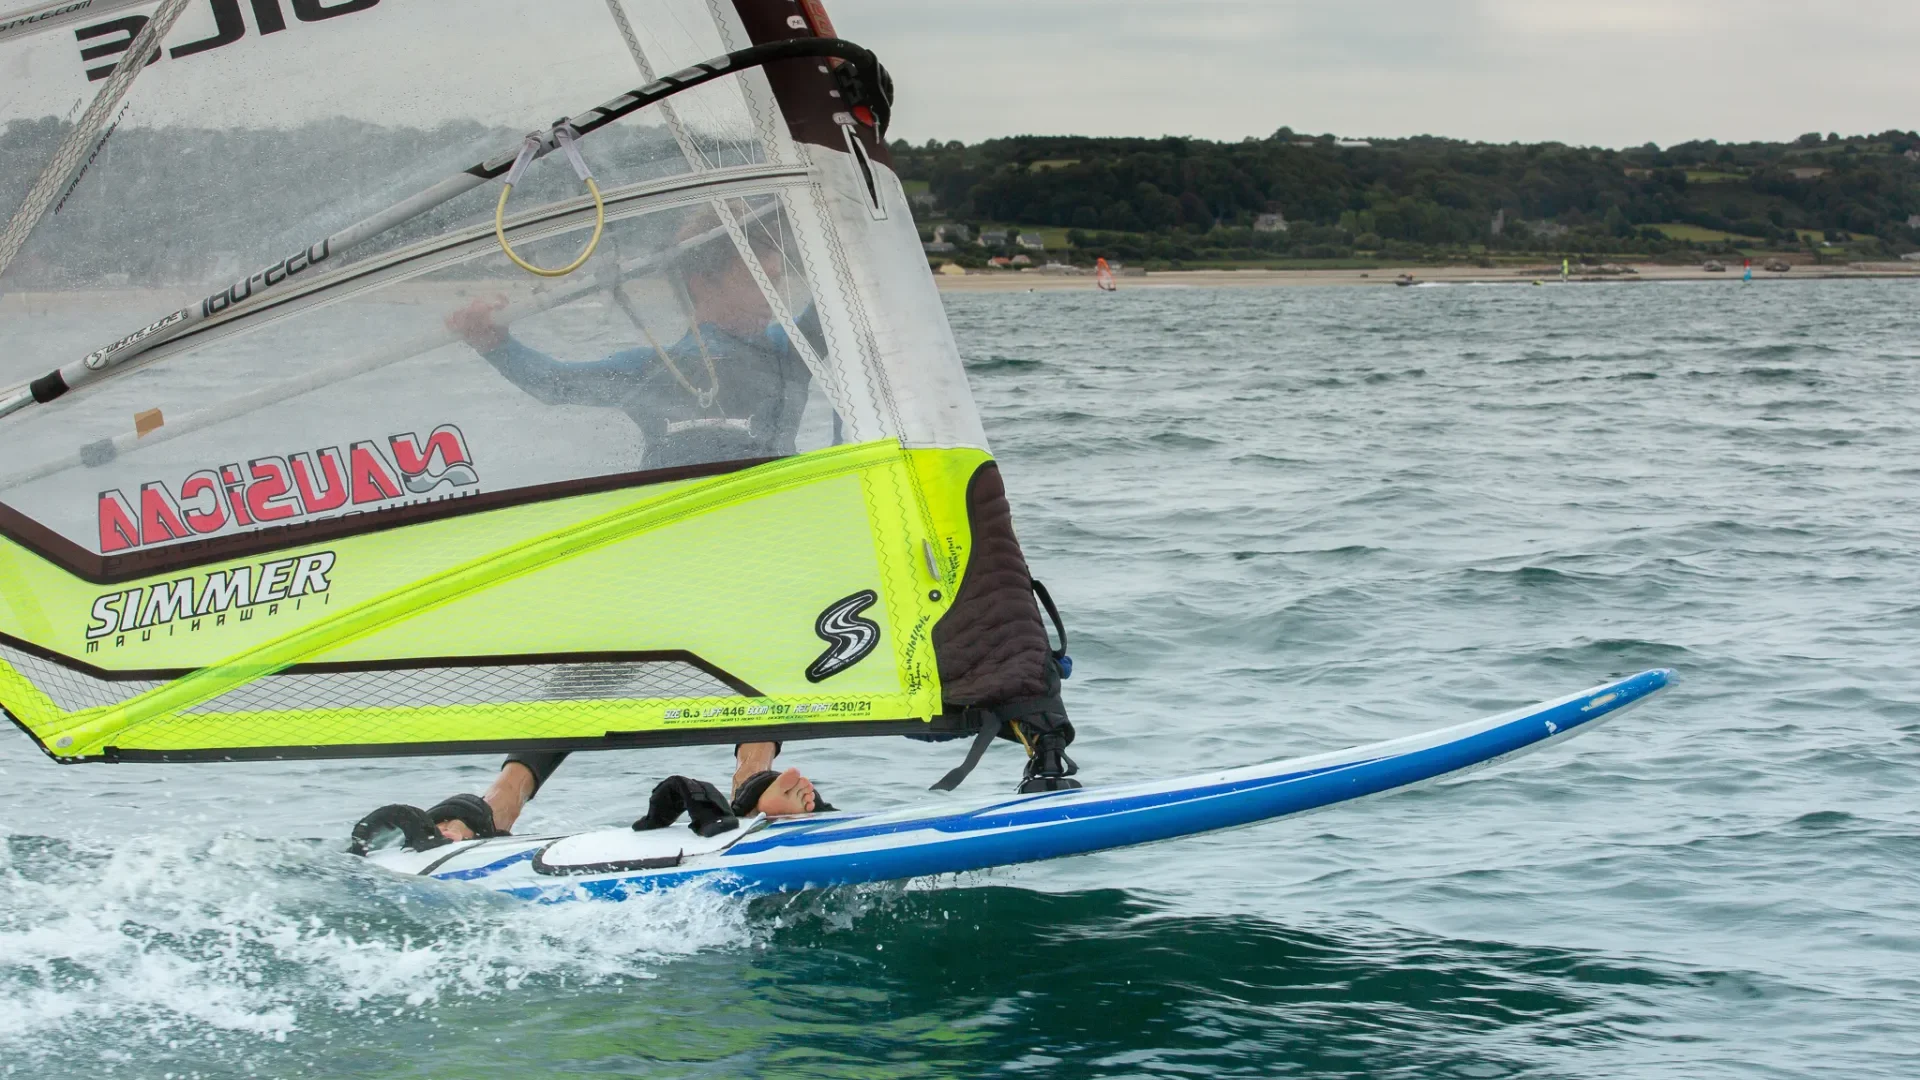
[733,741,779,799]
[487,751,568,832]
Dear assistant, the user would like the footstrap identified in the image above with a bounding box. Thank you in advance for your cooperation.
[930,711,1002,792]
[634,775,739,837]
[346,804,449,857]
[427,793,502,839]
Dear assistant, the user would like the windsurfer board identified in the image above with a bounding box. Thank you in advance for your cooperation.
[365,669,1671,901]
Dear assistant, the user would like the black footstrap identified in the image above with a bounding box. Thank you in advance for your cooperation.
[426,793,502,839]
[634,775,740,837]
[347,804,450,856]
[930,712,1002,792]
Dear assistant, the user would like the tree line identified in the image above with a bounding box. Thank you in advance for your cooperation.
[891,128,1920,266]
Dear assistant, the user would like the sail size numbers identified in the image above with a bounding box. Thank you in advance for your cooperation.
[660,701,874,724]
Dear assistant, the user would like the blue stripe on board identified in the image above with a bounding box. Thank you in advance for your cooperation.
[434,846,539,881]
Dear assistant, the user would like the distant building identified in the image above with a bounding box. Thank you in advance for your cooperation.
[978,230,1009,247]
[1253,212,1288,232]
[1903,252,1920,261]
[1906,149,1920,161]
[1526,219,1570,238]
[1335,139,1371,148]
[933,224,970,243]
[1016,233,1046,250]
[1788,167,1830,180]
[909,192,939,212]
[1908,214,1920,228]
[1010,254,1033,266]
[988,255,1012,268]
[1489,208,1506,236]
[923,241,955,254]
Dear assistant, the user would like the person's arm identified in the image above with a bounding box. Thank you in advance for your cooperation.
[480,337,656,408]
[446,298,654,408]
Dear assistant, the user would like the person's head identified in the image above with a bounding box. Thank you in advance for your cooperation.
[733,766,833,817]
[674,215,785,337]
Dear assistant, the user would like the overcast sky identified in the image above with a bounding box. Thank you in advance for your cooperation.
[824,0,1920,148]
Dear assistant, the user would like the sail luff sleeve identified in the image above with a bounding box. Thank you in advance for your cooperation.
[0,35,887,423]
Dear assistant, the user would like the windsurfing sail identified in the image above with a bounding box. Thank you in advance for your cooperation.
[1743,258,1753,282]
[1093,257,1116,292]
[0,0,1064,765]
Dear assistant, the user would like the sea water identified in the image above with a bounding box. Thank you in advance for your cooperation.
[3,278,1918,1078]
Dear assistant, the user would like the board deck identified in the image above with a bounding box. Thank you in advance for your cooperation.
[366,669,1672,901]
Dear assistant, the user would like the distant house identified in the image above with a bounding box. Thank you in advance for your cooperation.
[933,224,971,243]
[1016,233,1046,250]
[1788,167,1830,180]
[988,255,1012,268]
[1489,208,1505,236]
[1334,139,1371,148]
[923,241,955,254]
[1010,254,1033,266]
[909,192,939,212]
[1903,252,1920,262]
[978,230,1009,247]
[1253,212,1288,232]
[1527,219,1570,238]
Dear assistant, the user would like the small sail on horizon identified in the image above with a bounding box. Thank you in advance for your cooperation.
[1094,257,1116,292]
[0,0,1067,769]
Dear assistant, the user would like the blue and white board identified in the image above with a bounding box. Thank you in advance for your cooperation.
[367,669,1671,901]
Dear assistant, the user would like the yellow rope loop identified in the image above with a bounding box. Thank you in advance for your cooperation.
[495,175,606,278]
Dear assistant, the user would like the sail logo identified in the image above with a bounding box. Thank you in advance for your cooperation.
[86,549,334,645]
[97,424,478,553]
[806,590,881,683]
[75,0,384,82]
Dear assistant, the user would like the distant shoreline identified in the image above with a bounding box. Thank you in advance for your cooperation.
[933,262,1920,292]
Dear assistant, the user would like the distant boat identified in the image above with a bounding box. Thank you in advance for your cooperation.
[1094,257,1117,292]
[1394,272,1416,287]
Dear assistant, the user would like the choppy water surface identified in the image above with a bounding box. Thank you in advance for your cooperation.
[5,279,1919,1078]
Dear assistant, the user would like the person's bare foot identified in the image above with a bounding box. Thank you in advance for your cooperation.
[752,767,819,816]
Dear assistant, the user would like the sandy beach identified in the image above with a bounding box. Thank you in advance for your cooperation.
[934,261,1920,292]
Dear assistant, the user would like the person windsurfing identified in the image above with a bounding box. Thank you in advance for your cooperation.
[429,215,821,831]
[420,211,1078,836]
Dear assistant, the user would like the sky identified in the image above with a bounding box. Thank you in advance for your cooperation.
[823,0,1920,148]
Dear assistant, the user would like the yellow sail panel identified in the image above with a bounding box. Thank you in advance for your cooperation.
[0,442,990,762]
